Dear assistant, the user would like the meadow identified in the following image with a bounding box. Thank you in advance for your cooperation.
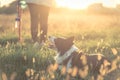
[0,9,120,80]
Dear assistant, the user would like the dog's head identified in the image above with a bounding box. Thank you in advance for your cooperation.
[49,36,74,55]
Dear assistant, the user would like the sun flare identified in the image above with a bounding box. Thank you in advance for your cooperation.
[56,0,120,9]
[0,0,120,9]
[56,0,91,9]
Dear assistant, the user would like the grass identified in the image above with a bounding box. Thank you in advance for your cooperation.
[0,10,120,80]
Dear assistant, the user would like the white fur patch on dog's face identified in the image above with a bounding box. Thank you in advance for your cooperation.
[49,36,56,44]
[49,36,57,50]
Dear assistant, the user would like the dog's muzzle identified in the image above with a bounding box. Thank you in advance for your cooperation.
[49,36,56,43]
[48,36,57,50]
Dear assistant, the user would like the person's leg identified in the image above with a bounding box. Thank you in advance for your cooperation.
[28,3,39,42]
[39,5,50,43]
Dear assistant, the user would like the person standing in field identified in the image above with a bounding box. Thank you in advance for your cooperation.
[25,0,56,47]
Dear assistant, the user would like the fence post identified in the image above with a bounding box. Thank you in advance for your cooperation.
[15,0,22,43]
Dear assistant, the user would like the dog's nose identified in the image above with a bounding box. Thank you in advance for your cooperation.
[49,36,52,39]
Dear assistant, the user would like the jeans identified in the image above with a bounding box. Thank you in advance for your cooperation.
[28,3,50,43]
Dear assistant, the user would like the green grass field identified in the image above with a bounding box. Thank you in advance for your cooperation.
[0,11,120,80]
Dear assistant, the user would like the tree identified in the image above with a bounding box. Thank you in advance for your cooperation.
[0,1,17,14]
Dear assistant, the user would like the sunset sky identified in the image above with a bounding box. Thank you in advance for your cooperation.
[0,0,120,9]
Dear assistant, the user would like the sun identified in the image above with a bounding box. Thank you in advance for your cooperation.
[55,0,120,9]
[56,0,93,9]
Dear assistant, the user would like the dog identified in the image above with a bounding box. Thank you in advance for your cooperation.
[49,36,112,80]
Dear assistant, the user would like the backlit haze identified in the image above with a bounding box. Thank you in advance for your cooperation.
[0,0,120,9]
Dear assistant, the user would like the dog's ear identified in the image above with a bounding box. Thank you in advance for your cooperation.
[66,36,74,43]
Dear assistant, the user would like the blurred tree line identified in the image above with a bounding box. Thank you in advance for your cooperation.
[0,0,28,14]
[0,1,17,14]
[0,1,120,15]
[87,3,120,15]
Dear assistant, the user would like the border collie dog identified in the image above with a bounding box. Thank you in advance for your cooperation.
[49,36,111,80]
